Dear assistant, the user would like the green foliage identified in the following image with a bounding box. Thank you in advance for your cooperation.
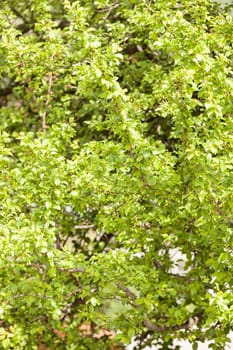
[0,0,233,349]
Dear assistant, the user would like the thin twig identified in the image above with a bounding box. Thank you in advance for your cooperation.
[58,267,85,273]
[97,1,119,20]
[12,293,51,299]
[29,263,85,273]
[41,70,53,131]
[29,263,46,272]
[74,224,95,229]
[98,1,119,12]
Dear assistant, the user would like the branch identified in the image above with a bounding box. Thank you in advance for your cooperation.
[12,293,51,300]
[41,70,53,131]
[29,263,85,273]
[97,1,119,20]
[116,283,136,302]
[29,263,46,272]
[10,7,29,25]
[55,19,70,30]
[74,224,95,230]
[58,267,85,273]
[153,259,212,288]
[143,315,200,332]
[117,281,203,334]
[98,1,119,13]
[62,233,72,247]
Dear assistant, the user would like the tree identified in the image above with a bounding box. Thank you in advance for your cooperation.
[0,0,233,349]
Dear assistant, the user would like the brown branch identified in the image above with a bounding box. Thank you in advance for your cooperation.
[116,283,136,302]
[12,293,51,299]
[143,315,200,332]
[74,224,95,230]
[29,263,46,272]
[62,233,72,247]
[117,280,203,334]
[60,289,83,321]
[58,267,85,273]
[10,7,29,24]
[28,263,85,273]
[98,1,119,13]
[41,70,53,131]
[153,259,212,288]
[55,234,62,250]
[97,1,120,20]
[55,19,70,30]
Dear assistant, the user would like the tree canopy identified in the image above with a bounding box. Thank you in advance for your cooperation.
[0,0,233,349]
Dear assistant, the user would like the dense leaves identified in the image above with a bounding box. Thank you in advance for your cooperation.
[0,0,233,349]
